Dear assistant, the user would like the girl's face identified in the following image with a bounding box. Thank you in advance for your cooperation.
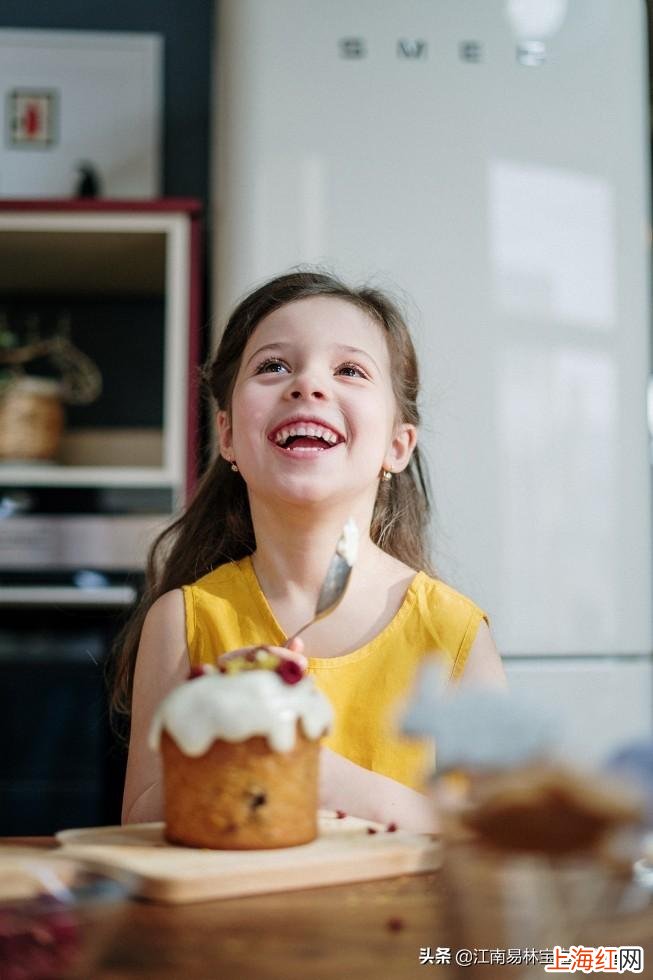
[217,296,417,509]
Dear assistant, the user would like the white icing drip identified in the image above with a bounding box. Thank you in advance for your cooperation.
[335,516,358,566]
[149,670,332,757]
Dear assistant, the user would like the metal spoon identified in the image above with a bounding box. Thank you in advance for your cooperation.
[284,520,357,647]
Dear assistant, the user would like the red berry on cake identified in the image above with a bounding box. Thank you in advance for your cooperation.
[276,658,305,685]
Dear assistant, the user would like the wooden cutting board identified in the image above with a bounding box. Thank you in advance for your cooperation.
[56,810,441,904]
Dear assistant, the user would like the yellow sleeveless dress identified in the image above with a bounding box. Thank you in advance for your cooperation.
[183,556,487,791]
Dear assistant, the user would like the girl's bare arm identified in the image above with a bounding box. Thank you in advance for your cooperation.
[460,619,507,689]
[319,747,437,832]
[121,589,189,824]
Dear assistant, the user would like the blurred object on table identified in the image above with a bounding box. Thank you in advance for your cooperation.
[401,661,651,979]
[0,849,134,979]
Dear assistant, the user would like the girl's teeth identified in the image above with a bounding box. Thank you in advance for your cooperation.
[273,424,340,445]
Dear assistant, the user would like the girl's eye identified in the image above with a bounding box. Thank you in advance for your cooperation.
[336,362,367,378]
[255,357,289,374]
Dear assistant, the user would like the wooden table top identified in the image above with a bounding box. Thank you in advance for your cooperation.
[2,837,652,979]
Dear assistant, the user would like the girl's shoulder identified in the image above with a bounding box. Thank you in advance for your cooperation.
[414,571,486,620]
[408,572,490,683]
[380,551,485,621]
[186,557,251,596]
[137,589,188,673]
[182,559,257,647]
[145,588,186,627]
[399,564,487,652]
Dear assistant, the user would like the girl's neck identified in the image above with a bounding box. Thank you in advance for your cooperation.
[248,496,379,602]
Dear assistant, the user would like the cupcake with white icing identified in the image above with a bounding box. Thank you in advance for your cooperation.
[150,661,332,849]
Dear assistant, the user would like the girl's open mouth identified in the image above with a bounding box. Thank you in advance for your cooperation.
[269,421,345,454]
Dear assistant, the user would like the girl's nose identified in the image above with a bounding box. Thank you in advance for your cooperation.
[287,368,328,400]
[290,386,325,400]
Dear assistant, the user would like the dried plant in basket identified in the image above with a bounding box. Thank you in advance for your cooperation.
[0,313,102,461]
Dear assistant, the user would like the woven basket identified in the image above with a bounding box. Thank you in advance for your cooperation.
[0,376,64,461]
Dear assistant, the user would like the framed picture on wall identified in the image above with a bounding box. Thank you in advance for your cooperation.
[0,29,162,198]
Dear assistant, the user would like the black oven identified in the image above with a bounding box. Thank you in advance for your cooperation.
[0,486,168,835]
[0,592,133,835]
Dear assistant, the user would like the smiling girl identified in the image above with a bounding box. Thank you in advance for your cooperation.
[114,271,505,829]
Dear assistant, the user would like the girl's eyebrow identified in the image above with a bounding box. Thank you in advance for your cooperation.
[336,344,380,370]
[245,342,288,366]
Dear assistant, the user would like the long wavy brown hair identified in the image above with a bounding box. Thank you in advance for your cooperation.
[108,270,435,727]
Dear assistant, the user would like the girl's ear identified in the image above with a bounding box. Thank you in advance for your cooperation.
[216,409,234,459]
[384,422,418,474]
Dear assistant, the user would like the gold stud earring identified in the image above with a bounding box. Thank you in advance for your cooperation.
[382,468,392,481]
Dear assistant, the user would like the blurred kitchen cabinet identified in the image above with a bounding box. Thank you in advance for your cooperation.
[0,199,202,503]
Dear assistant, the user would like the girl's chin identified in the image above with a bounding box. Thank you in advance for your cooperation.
[249,473,367,505]
[275,483,345,505]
